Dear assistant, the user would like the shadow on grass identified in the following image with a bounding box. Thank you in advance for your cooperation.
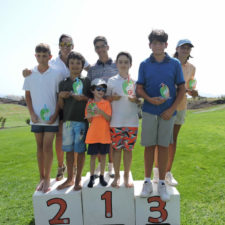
[29,218,35,225]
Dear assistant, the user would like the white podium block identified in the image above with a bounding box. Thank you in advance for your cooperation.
[82,171,135,225]
[134,181,180,225]
[33,178,85,225]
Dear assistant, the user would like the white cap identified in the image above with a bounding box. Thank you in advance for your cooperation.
[91,78,107,86]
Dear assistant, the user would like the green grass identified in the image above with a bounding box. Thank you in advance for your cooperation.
[0,104,225,224]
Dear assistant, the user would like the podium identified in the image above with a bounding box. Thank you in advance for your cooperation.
[32,178,84,225]
[134,180,180,225]
[82,171,135,225]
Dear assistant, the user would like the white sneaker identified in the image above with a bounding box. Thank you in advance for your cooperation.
[140,181,153,197]
[158,182,170,202]
[153,167,159,183]
[108,163,115,178]
[94,163,101,178]
[165,171,178,186]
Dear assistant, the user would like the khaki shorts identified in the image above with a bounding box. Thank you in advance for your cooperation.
[141,112,175,147]
[174,110,186,125]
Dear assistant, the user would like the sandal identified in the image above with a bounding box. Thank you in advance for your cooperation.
[56,164,67,181]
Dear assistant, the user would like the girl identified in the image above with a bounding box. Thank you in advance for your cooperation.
[85,78,112,188]
[107,52,140,188]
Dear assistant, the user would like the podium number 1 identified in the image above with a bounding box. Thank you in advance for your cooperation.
[148,196,168,223]
[101,191,113,218]
[47,198,70,224]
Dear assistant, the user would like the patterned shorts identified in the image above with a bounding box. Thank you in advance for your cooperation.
[110,127,138,151]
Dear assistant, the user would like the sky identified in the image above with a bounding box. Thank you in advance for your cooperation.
[0,0,225,97]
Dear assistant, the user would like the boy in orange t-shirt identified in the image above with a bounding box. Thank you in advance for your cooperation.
[85,78,112,188]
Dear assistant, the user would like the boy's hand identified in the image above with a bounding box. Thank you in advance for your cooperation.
[187,89,198,97]
[149,97,166,105]
[59,91,70,99]
[31,112,38,123]
[128,96,142,105]
[161,107,174,120]
[23,69,32,77]
[85,108,94,119]
[47,114,57,124]
[72,94,85,101]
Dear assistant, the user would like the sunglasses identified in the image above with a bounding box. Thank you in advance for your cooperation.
[59,42,73,48]
[95,86,106,92]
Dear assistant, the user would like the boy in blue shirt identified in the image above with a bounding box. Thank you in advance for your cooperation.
[136,29,185,201]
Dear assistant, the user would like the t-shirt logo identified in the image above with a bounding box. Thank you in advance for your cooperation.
[160,83,170,99]
[88,102,98,116]
[122,80,135,97]
[72,78,83,95]
[40,104,51,121]
[188,79,197,90]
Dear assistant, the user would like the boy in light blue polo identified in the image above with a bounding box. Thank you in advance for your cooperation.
[136,29,185,202]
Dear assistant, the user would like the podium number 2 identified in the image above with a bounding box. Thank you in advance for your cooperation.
[101,191,113,218]
[47,198,70,224]
[147,196,168,223]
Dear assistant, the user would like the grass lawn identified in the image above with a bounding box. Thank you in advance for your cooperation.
[0,104,225,224]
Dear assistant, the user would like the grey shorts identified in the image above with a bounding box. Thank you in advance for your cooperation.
[141,112,175,147]
[174,110,186,125]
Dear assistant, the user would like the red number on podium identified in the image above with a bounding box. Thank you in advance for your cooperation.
[47,198,70,224]
[101,191,113,218]
[147,196,168,223]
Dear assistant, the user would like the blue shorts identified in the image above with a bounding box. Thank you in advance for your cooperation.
[62,121,87,153]
[31,125,58,133]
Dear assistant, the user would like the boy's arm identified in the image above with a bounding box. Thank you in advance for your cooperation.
[96,108,111,121]
[25,91,38,123]
[161,83,186,120]
[136,84,166,105]
[47,96,60,124]
[22,69,32,77]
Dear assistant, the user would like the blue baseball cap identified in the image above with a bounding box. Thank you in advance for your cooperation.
[176,39,194,48]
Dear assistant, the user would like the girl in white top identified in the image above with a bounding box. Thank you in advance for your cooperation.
[106,52,141,188]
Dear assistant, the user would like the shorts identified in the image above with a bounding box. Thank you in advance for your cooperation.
[110,127,138,151]
[174,110,186,125]
[87,143,110,155]
[31,125,58,133]
[62,121,87,153]
[141,112,175,147]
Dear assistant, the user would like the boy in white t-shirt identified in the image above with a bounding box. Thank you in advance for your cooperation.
[23,43,63,193]
[107,52,141,188]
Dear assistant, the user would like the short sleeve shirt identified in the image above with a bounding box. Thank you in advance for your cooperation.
[23,66,63,126]
[85,99,112,144]
[137,53,185,115]
[106,74,139,127]
[87,59,118,82]
[59,76,91,122]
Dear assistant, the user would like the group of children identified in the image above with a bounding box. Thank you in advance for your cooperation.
[23,29,197,202]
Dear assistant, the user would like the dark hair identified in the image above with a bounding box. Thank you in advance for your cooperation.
[148,29,168,44]
[35,43,51,55]
[93,36,108,46]
[59,34,73,45]
[116,51,132,65]
[66,51,85,68]
[173,46,193,60]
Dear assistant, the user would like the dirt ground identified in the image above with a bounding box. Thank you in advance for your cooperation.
[187,98,225,109]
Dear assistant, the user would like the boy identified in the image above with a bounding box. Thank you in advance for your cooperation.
[136,30,185,201]
[23,43,63,193]
[87,36,118,178]
[57,51,90,190]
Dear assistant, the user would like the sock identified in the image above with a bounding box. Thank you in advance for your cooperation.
[88,175,95,188]
[99,175,107,186]
[144,177,151,183]
[159,179,165,185]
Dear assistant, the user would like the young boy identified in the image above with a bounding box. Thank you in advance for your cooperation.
[85,78,112,188]
[57,51,90,190]
[136,30,185,201]
[23,43,63,193]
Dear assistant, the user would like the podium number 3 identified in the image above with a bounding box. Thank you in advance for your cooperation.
[47,198,70,224]
[101,191,113,218]
[148,196,168,223]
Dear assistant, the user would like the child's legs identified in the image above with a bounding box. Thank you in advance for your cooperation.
[108,144,113,163]
[167,124,181,172]
[34,132,44,180]
[90,155,97,175]
[55,120,64,167]
[144,146,155,177]
[100,154,106,175]
[158,145,168,180]
[66,151,75,180]
[123,150,132,176]
[75,152,85,186]
[154,146,158,168]
[113,150,122,177]
[73,152,78,168]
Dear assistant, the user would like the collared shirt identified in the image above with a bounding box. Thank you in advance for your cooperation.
[87,58,118,82]
[137,53,185,116]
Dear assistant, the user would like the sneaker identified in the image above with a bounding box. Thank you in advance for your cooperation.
[99,175,108,186]
[140,181,153,197]
[108,163,115,178]
[56,164,67,181]
[94,163,101,179]
[153,167,159,183]
[88,175,95,188]
[165,171,178,186]
[158,182,170,202]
